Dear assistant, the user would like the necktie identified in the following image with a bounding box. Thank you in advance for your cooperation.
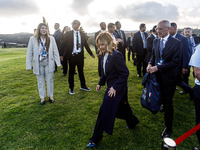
[76,31,79,50]
[142,33,146,48]
[160,39,164,57]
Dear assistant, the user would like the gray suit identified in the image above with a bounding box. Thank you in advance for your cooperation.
[26,36,61,98]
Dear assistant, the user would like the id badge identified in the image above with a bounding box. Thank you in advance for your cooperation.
[42,50,47,57]
[157,59,165,65]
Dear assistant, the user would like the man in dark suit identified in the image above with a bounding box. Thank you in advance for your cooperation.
[95,22,106,77]
[133,23,148,77]
[144,25,157,64]
[53,23,62,72]
[147,20,182,138]
[115,21,127,61]
[169,23,193,98]
[60,20,95,94]
[127,32,134,61]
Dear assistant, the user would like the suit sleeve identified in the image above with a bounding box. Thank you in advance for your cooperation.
[182,37,191,69]
[157,40,182,73]
[26,37,34,70]
[52,37,61,67]
[112,52,129,92]
[83,34,94,56]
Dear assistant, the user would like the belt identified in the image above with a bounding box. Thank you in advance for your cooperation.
[72,52,80,56]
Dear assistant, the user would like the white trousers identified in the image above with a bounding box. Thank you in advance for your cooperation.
[36,63,54,99]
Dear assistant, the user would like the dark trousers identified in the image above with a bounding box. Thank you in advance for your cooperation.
[128,46,133,61]
[62,58,68,75]
[90,101,139,144]
[177,73,193,93]
[160,82,176,131]
[136,54,147,76]
[193,84,200,144]
[68,54,86,89]
[98,55,102,77]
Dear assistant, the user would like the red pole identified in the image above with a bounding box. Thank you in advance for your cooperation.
[175,124,200,145]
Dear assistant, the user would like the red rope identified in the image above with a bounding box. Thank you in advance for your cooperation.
[175,124,200,145]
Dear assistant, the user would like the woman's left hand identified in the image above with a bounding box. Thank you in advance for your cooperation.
[108,87,116,97]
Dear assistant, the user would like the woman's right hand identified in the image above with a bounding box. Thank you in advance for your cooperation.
[96,85,101,92]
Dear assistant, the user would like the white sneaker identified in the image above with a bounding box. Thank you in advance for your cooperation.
[69,88,75,95]
[80,86,91,91]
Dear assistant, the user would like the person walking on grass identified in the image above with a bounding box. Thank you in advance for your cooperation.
[87,31,139,148]
[26,23,61,105]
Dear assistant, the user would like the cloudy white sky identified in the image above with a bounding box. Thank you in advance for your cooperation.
[0,0,200,34]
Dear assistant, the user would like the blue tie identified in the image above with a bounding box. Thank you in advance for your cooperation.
[160,39,164,57]
[142,33,146,48]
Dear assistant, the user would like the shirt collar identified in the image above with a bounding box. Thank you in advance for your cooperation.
[161,34,170,41]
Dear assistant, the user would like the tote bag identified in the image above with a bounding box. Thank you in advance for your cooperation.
[141,73,160,114]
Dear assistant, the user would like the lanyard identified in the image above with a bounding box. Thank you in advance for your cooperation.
[40,38,46,50]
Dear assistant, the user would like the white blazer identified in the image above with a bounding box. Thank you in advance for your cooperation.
[26,36,61,75]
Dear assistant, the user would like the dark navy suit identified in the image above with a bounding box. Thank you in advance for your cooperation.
[90,50,138,144]
[149,35,181,131]
[175,33,193,94]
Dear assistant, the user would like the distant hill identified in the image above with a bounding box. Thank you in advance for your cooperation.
[0,33,33,47]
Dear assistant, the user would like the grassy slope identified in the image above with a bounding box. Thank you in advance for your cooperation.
[0,48,198,150]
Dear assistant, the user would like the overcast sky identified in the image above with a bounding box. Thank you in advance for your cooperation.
[0,0,200,34]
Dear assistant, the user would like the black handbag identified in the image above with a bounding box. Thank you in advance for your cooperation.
[141,73,161,114]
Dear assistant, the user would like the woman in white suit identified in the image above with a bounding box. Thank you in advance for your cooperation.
[26,23,61,105]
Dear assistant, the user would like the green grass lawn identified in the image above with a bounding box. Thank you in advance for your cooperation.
[0,48,198,150]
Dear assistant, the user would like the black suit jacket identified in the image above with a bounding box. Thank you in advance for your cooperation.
[149,35,182,85]
[145,34,156,63]
[115,29,127,49]
[132,31,148,56]
[60,30,94,60]
[127,36,133,48]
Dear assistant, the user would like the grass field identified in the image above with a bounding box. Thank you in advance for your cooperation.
[0,48,198,150]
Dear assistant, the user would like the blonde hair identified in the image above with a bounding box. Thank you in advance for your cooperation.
[96,31,117,55]
[35,23,50,52]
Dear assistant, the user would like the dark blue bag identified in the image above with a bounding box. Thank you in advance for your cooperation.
[141,73,160,114]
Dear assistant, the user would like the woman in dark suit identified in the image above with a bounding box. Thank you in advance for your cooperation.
[87,32,139,148]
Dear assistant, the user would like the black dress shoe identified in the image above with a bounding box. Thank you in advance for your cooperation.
[161,128,172,138]
[137,74,142,78]
[49,98,54,103]
[192,147,199,150]
[40,100,46,105]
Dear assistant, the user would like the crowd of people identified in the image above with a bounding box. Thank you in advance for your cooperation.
[26,19,200,149]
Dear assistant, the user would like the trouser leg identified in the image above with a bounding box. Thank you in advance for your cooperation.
[36,65,46,99]
[90,108,104,144]
[45,65,54,98]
